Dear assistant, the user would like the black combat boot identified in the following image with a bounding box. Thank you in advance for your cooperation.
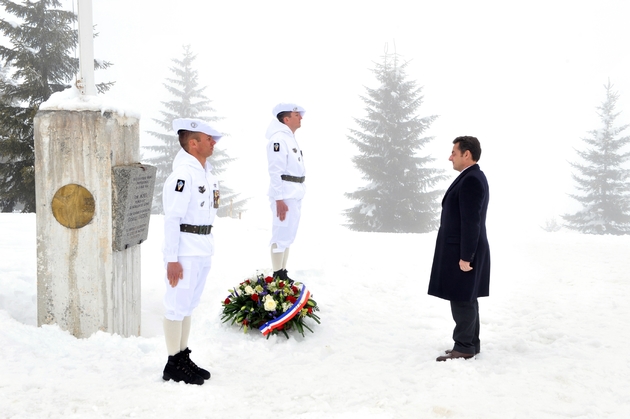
[162,351,204,385]
[182,347,211,380]
[281,269,294,283]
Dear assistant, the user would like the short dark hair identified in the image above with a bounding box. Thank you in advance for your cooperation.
[453,136,481,162]
[276,111,291,124]
[177,130,201,152]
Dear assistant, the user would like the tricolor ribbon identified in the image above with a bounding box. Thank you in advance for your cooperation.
[259,284,310,336]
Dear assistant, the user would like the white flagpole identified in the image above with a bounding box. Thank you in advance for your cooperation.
[77,0,96,96]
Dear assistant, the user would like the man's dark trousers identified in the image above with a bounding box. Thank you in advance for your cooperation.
[451,299,480,354]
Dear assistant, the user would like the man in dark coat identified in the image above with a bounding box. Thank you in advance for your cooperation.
[428,136,490,361]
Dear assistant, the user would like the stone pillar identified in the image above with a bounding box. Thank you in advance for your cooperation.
[34,110,152,338]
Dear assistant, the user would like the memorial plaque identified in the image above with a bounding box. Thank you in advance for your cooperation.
[112,164,157,251]
[51,184,95,228]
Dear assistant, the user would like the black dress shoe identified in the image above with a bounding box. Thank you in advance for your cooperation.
[445,349,480,355]
[436,350,475,362]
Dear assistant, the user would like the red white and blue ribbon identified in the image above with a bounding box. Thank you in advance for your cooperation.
[259,284,310,336]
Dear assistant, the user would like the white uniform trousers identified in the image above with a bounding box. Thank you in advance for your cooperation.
[163,255,212,321]
[269,197,302,253]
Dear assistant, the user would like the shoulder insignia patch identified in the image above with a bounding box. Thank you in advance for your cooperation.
[198,185,206,193]
[175,179,185,192]
[273,143,280,152]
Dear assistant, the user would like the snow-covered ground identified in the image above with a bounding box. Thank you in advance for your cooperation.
[1,211,629,418]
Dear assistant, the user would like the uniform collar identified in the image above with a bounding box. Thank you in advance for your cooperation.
[173,148,213,172]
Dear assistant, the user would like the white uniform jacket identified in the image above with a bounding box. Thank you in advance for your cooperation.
[162,149,219,263]
[266,119,306,201]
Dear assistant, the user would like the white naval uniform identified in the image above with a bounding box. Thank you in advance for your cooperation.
[266,118,306,253]
[162,148,219,321]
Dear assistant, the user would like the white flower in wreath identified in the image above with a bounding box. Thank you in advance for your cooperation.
[255,285,264,293]
[264,298,277,311]
[282,302,291,313]
[244,285,254,295]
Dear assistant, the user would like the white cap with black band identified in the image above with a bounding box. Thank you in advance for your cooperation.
[172,118,223,141]
[272,103,306,117]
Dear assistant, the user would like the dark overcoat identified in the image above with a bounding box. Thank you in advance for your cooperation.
[428,164,490,301]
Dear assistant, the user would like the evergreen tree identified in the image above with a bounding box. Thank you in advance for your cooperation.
[143,45,246,217]
[0,0,112,212]
[563,81,630,235]
[345,52,446,233]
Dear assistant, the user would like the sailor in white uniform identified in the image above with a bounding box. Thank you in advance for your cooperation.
[265,103,306,281]
[161,118,222,385]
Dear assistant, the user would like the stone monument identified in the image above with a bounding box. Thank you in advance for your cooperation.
[34,98,156,338]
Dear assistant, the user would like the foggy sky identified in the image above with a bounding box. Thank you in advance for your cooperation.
[24,1,630,229]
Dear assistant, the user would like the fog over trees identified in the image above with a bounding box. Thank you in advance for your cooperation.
[563,81,630,235]
[0,0,111,212]
[0,1,629,235]
[142,45,246,217]
[345,52,445,233]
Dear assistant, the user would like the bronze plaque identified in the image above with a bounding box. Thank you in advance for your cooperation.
[51,184,95,229]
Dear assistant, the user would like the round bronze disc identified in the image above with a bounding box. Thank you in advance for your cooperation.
[51,184,96,229]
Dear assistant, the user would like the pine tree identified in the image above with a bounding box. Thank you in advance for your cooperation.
[345,52,446,233]
[143,45,246,217]
[563,80,630,235]
[0,0,112,212]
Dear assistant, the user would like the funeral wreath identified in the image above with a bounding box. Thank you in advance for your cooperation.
[221,271,320,338]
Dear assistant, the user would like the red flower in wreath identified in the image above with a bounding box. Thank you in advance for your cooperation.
[220,272,320,338]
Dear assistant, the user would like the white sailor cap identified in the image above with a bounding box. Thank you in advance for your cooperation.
[272,103,306,117]
[172,118,223,141]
